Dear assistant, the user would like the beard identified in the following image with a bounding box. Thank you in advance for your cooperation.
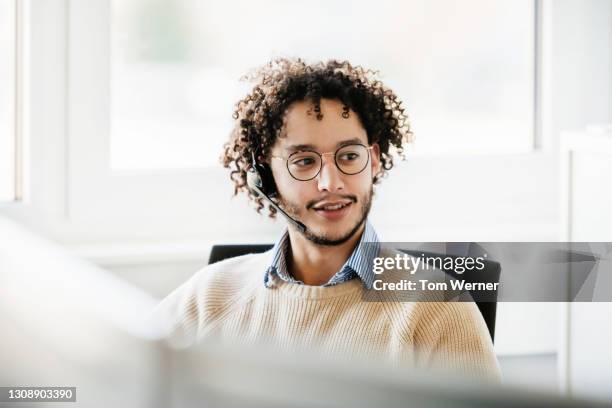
[278,186,373,246]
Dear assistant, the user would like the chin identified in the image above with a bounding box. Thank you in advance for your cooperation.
[305,218,365,246]
[312,218,354,234]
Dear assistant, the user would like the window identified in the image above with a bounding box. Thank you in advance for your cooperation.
[111,0,535,170]
[0,0,17,201]
[65,0,547,240]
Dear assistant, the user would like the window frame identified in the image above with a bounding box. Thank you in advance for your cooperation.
[2,0,558,245]
[0,0,24,204]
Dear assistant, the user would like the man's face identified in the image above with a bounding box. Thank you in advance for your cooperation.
[269,98,381,246]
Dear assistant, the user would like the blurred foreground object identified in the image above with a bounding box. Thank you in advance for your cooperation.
[1,216,609,407]
[170,340,609,408]
[0,216,165,408]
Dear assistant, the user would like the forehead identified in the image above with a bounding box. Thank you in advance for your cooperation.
[277,98,368,151]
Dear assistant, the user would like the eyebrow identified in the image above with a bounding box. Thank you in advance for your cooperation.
[284,137,365,153]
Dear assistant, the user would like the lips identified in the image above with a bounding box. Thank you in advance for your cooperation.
[312,201,353,221]
[313,201,352,211]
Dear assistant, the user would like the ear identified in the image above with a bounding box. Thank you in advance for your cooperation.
[370,143,381,178]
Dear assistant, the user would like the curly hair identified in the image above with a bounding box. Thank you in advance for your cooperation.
[221,58,413,218]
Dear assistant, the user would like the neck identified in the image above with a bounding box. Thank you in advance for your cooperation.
[286,223,366,286]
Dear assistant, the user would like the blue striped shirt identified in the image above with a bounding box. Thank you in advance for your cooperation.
[264,220,380,289]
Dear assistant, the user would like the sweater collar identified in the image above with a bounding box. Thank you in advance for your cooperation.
[264,220,380,289]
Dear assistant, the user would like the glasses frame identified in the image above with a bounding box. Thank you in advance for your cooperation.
[270,143,374,181]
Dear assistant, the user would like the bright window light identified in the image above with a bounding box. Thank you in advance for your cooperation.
[0,0,16,201]
[111,0,534,170]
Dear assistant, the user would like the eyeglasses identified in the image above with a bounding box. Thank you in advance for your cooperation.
[270,143,374,181]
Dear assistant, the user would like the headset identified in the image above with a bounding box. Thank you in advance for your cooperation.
[247,151,308,233]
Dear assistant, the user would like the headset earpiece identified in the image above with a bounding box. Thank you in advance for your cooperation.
[246,151,307,233]
[249,151,279,198]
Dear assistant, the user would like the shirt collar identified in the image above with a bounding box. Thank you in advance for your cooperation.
[264,230,294,287]
[264,220,380,288]
[343,220,380,289]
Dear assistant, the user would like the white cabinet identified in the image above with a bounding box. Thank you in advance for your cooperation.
[561,131,612,402]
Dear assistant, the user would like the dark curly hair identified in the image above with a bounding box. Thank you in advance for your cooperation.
[221,58,413,218]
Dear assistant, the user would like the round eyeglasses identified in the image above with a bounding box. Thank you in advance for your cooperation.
[271,143,374,181]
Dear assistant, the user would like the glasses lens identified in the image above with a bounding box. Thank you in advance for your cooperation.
[335,144,369,175]
[287,151,321,180]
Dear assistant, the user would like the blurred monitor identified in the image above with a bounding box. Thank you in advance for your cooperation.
[166,340,608,408]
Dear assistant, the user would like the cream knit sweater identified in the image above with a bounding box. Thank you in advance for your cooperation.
[153,250,501,381]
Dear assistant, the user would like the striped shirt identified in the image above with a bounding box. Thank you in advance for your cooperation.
[264,220,380,288]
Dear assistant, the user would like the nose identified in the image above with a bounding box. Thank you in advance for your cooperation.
[317,155,345,193]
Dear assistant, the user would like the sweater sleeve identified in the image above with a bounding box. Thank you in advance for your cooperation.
[149,253,265,349]
[149,272,202,349]
[412,301,502,382]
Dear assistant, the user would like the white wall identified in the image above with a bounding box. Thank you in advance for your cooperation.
[550,0,612,140]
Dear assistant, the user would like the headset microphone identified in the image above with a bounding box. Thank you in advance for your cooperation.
[246,170,308,234]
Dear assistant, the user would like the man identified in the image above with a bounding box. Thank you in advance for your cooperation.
[154,58,500,380]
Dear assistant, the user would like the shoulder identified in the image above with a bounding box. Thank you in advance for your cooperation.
[379,294,499,380]
[150,251,271,347]
[375,248,491,345]
[408,301,500,380]
[411,301,488,341]
[373,247,500,379]
[183,250,270,303]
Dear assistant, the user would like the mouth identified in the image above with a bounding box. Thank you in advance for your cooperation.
[312,201,353,221]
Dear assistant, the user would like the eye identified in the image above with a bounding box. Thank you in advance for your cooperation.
[291,156,316,167]
[338,152,360,162]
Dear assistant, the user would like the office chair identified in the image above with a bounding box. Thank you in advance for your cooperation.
[208,245,501,342]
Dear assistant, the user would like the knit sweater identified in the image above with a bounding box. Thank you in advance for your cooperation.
[153,249,501,381]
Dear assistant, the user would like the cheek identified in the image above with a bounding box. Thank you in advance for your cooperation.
[350,172,373,193]
[272,166,307,201]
